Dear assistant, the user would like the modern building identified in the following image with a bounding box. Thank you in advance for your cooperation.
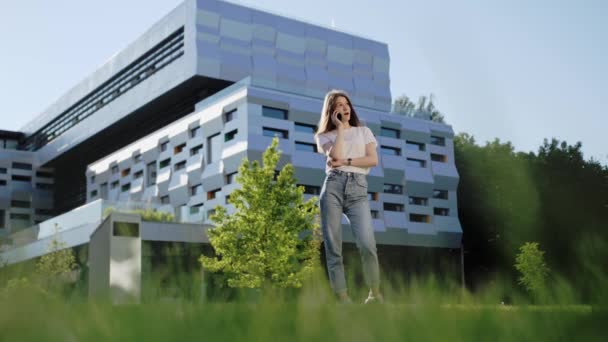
[0,0,462,300]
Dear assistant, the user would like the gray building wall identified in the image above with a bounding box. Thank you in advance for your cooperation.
[0,147,54,238]
[86,81,462,248]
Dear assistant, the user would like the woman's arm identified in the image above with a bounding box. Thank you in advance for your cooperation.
[325,127,345,160]
[328,142,378,168]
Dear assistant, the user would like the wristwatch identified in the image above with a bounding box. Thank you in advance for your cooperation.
[347,158,352,166]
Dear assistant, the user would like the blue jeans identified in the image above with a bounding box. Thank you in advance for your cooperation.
[319,169,380,293]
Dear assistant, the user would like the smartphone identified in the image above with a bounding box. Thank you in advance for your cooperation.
[337,113,342,121]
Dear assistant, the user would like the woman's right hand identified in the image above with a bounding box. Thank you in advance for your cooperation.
[331,110,343,129]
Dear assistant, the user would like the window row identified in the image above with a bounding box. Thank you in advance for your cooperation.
[380,128,447,146]
[0,165,53,177]
[23,27,186,151]
[375,186,449,199]
[382,204,450,217]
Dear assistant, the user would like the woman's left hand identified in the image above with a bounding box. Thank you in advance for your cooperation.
[327,158,346,168]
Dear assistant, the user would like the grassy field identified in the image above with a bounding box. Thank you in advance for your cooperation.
[1,274,606,342]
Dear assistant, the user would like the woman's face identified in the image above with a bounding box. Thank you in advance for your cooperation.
[333,96,351,122]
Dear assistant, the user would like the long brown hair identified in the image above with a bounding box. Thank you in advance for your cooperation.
[315,90,362,136]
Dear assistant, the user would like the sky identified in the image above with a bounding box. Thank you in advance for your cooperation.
[0,0,606,165]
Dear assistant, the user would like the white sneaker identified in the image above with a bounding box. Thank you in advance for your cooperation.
[364,293,384,304]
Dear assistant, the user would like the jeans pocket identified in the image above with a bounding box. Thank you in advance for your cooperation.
[326,173,337,182]
[355,175,368,188]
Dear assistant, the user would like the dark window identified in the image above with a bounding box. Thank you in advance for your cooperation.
[90,190,98,198]
[12,175,31,182]
[371,210,379,219]
[207,209,216,218]
[190,204,203,214]
[433,189,448,199]
[191,184,203,196]
[159,158,171,169]
[90,175,96,183]
[0,167,6,174]
[226,172,237,184]
[190,144,203,156]
[121,183,131,192]
[0,180,6,186]
[380,146,401,156]
[12,162,32,170]
[262,106,287,120]
[111,181,119,189]
[380,127,400,139]
[225,129,238,142]
[434,207,450,216]
[383,183,403,194]
[36,183,53,190]
[431,154,447,162]
[160,195,170,204]
[294,123,316,134]
[190,126,201,138]
[384,203,404,212]
[225,109,236,122]
[10,213,30,220]
[36,171,53,178]
[134,170,143,179]
[160,141,169,152]
[174,161,186,171]
[406,158,426,168]
[0,210,5,228]
[263,127,288,139]
[174,143,186,155]
[431,136,446,146]
[147,162,157,186]
[368,192,379,201]
[410,214,430,223]
[299,185,320,195]
[113,222,139,237]
[121,168,131,177]
[133,154,142,163]
[207,189,220,200]
[408,197,428,206]
[11,200,31,209]
[225,194,231,204]
[405,141,425,151]
[295,142,317,152]
[111,165,119,174]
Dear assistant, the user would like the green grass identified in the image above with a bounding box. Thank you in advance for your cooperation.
[1,273,606,342]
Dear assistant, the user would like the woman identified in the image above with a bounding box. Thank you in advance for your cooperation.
[315,90,383,304]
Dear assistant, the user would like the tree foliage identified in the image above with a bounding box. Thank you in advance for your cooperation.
[455,133,608,297]
[36,226,78,289]
[514,242,550,294]
[103,207,175,222]
[200,137,321,289]
[393,93,445,123]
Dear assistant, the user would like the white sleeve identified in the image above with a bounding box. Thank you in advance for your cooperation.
[315,133,332,155]
[363,127,377,146]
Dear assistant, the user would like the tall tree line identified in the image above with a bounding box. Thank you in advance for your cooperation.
[455,134,608,296]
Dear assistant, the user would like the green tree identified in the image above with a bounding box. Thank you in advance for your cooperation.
[514,242,550,294]
[393,93,445,123]
[200,137,321,289]
[36,224,77,289]
[393,94,416,116]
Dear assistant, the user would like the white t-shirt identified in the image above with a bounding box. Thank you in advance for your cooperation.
[315,126,378,175]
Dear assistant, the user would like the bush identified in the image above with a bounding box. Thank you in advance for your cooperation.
[514,242,550,296]
[103,207,174,222]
